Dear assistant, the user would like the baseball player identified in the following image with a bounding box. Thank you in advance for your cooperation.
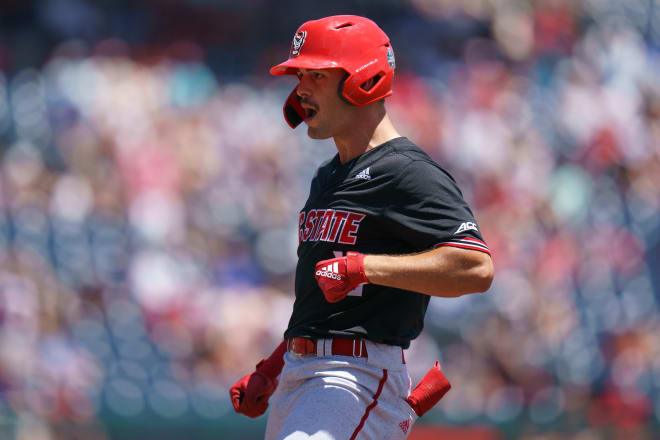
[230,15,494,440]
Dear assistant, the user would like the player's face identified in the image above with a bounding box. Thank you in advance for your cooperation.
[296,68,354,140]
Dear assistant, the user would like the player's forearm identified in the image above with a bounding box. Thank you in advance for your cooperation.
[363,246,494,298]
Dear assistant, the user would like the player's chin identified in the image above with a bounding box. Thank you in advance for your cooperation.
[306,126,332,140]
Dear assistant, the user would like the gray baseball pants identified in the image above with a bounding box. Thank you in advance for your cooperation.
[264,339,418,440]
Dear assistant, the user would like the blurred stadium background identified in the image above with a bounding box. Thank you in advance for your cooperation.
[0,0,659,439]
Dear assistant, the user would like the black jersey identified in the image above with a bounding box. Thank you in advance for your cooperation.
[285,137,490,348]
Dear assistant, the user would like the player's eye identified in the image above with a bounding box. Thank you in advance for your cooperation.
[313,72,324,79]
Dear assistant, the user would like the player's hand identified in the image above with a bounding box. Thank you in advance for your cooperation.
[315,252,369,303]
[230,369,278,418]
[230,341,287,418]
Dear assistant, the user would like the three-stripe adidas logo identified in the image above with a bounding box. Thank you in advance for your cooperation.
[399,419,410,434]
[355,167,371,180]
[315,262,343,280]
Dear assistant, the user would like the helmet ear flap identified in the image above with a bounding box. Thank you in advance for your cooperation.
[337,73,354,106]
[283,85,306,128]
[338,70,383,106]
[342,60,393,106]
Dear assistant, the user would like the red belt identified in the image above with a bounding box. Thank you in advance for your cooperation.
[287,337,368,358]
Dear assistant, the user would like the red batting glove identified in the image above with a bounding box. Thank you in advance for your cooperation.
[405,361,451,417]
[230,340,287,418]
[230,370,277,418]
[314,252,369,303]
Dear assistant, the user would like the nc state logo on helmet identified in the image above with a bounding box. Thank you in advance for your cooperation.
[270,15,396,128]
[291,31,307,57]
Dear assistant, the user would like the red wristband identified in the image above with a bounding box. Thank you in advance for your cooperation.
[256,340,287,380]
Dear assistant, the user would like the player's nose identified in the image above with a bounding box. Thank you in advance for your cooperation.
[296,76,312,98]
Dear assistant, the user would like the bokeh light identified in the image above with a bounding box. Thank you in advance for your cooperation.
[0,1,659,439]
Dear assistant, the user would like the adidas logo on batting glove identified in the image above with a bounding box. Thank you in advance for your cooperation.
[314,251,369,303]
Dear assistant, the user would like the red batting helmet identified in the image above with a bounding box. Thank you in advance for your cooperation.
[270,15,396,128]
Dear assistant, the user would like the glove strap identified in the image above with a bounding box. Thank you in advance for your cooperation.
[255,340,287,380]
[347,252,369,283]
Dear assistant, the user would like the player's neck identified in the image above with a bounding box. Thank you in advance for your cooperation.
[333,110,401,164]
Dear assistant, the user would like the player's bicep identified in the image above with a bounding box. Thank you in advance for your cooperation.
[425,245,494,292]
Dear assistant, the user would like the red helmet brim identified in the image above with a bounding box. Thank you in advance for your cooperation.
[269,56,343,76]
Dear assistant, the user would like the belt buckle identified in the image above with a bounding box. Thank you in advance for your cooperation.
[352,339,363,358]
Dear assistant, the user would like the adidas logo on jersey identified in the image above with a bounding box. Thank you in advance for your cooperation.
[355,167,371,180]
[315,261,342,280]
[455,222,478,234]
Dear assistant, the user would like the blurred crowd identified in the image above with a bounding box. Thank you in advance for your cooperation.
[0,0,659,439]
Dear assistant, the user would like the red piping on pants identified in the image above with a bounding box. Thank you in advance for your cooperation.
[349,369,388,440]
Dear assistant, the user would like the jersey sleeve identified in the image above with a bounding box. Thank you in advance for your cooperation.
[384,159,490,255]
